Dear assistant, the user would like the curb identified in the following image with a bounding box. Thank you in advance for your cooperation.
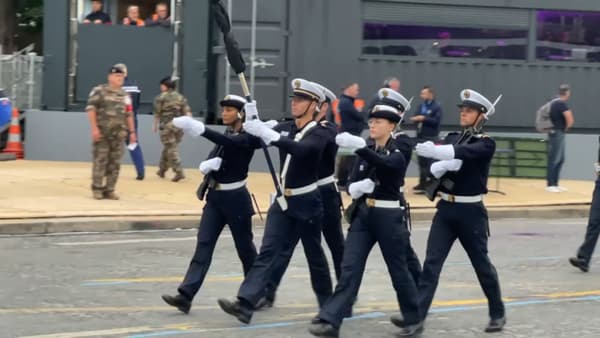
[0,204,591,235]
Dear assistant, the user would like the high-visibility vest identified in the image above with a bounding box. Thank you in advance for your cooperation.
[331,98,365,127]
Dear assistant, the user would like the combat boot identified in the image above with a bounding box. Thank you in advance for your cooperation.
[172,172,185,182]
[156,169,166,178]
[103,191,120,200]
[92,190,104,200]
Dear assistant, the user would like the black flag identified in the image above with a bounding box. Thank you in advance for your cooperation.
[212,1,246,75]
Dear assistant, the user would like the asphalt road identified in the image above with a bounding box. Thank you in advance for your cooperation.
[1,218,600,338]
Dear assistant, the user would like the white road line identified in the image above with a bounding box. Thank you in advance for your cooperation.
[54,237,197,246]
[19,326,155,338]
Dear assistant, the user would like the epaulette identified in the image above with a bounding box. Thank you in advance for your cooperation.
[473,134,490,139]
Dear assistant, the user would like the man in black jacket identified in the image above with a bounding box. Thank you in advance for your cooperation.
[410,86,442,193]
[336,83,364,189]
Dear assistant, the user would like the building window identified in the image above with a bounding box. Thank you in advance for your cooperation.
[362,23,528,60]
[537,10,600,62]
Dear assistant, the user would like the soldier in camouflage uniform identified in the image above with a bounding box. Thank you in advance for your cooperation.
[86,65,137,200]
[153,77,191,182]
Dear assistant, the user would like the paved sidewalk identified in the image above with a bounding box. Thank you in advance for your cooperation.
[0,160,594,234]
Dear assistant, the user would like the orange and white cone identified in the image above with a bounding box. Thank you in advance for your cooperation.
[3,108,24,159]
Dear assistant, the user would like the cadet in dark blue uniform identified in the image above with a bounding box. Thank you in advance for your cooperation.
[313,83,345,281]
[160,94,260,314]
[569,137,600,272]
[373,88,422,284]
[258,83,344,309]
[392,89,505,333]
[116,63,145,180]
[309,103,423,337]
[217,79,332,324]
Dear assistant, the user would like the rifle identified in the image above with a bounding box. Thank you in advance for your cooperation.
[343,138,393,223]
[423,127,478,201]
[423,95,502,201]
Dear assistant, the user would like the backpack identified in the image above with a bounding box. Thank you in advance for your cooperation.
[535,98,559,132]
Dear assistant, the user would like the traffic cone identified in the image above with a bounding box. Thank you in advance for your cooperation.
[3,108,24,159]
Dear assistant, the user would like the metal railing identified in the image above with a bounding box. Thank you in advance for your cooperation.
[0,47,43,110]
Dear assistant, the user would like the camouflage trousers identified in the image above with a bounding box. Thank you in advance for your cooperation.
[159,122,184,174]
[92,125,127,192]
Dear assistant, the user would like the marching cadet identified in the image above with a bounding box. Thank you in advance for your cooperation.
[86,65,137,200]
[569,136,600,272]
[160,95,260,314]
[313,83,345,279]
[375,88,422,284]
[309,101,422,337]
[259,82,345,309]
[392,89,505,333]
[153,77,191,182]
[217,79,333,324]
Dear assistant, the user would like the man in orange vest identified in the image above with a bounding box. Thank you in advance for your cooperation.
[122,5,145,26]
[146,2,171,27]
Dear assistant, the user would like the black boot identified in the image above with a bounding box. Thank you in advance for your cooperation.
[217,298,253,324]
[569,257,589,272]
[308,320,339,337]
[161,294,191,314]
[485,316,506,333]
[390,313,406,328]
[255,296,274,311]
[397,321,424,336]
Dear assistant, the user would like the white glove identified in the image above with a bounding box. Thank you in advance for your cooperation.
[430,159,464,179]
[199,157,222,174]
[444,159,463,172]
[595,162,600,175]
[335,132,367,150]
[244,101,259,121]
[243,119,281,144]
[263,120,278,129]
[173,116,205,137]
[348,178,375,199]
[430,161,447,179]
[416,141,455,160]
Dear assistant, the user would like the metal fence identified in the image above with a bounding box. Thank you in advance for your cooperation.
[0,52,43,110]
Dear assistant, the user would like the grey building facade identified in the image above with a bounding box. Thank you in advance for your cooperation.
[42,0,600,130]
[32,0,599,181]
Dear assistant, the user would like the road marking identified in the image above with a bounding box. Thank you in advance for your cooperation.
[55,237,197,246]
[81,273,313,286]
[19,326,156,338]
[6,289,600,317]
[13,291,600,337]
[80,256,565,286]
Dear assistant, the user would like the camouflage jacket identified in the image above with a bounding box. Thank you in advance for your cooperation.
[86,84,132,127]
[153,90,191,125]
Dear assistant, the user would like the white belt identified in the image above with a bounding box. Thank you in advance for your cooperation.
[439,192,482,203]
[365,198,404,209]
[215,180,246,191]
[399,186,404,193]
[284,183,318,197]
[317,175,336,186]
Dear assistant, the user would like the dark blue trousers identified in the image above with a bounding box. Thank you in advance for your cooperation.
[418,200,505,320]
